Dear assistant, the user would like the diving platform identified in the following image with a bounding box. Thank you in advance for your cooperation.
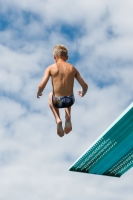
[69,102,133,177]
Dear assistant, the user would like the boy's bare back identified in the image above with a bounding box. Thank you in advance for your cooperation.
[38,59,87,98]
[49,60,76,96]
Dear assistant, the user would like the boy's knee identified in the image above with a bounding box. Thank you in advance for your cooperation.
[48,100,52,107]
[48,92,52,98]
[48,92,53,105]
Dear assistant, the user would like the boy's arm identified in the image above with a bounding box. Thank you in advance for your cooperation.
[75,69,88,97]
[37,66,51,98]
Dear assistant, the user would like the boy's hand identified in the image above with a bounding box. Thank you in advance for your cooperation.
[78,90,84,97]
[78,88,88,97]
[37,93,43,98]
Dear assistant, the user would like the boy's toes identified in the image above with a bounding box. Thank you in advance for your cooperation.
[64,127,72,134]
[64,120,72,134]
[57,121,64,137]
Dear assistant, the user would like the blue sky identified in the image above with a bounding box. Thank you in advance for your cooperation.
[0,0,133,200]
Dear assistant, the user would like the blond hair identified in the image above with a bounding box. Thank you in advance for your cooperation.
[53,44,68,58]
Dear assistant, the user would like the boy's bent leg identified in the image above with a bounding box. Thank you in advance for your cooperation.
[64,107,72,134]
[48,92,64,137]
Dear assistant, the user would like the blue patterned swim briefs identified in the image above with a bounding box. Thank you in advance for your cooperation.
[52,94,75,108]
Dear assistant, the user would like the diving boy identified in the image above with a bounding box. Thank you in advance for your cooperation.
[37,44,88,137]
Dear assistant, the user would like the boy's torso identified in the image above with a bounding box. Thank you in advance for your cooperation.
[49,61,76,97]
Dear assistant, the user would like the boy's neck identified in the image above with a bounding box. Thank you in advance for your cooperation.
[54,55,68,63]
[56,58,66,63]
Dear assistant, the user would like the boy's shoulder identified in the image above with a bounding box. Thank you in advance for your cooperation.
[47,62,76,68]
[66,62,77,70]
[46,63,78,73]
[45,63,55,71]
[48,63,55,68]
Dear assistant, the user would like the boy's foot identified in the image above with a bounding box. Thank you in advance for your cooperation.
[57,121,64,137]
[64,117,72,134]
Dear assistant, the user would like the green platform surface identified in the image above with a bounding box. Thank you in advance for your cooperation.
[69,102,133,177]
